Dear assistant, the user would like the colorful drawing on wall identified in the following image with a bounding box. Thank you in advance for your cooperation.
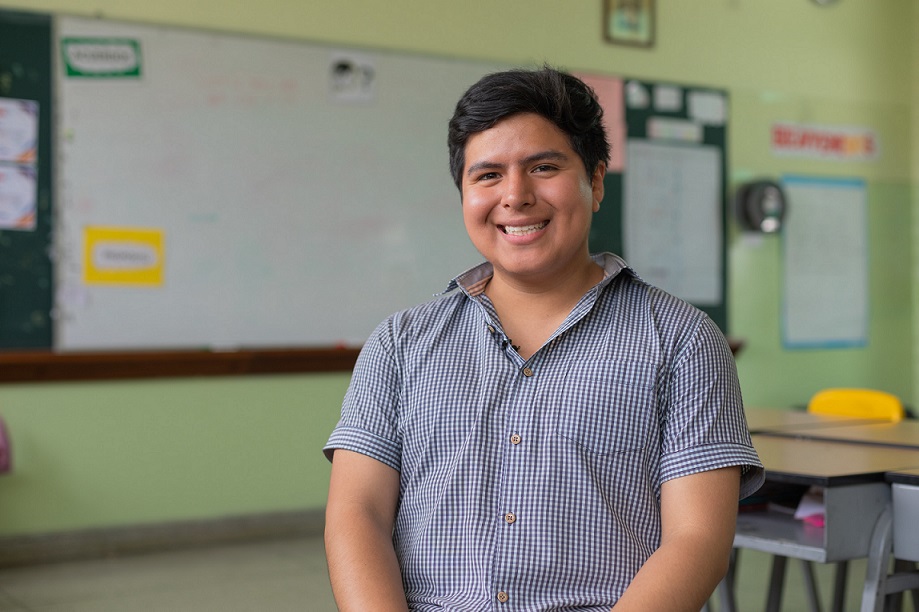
[604,0,655,48]
[0,164,37,231]
[0,98,38,164]
[0,97,39,231]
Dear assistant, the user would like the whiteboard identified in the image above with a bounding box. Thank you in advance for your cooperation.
[54,16,500,351]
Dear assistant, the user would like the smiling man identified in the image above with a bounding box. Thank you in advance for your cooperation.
[324,66,764,611]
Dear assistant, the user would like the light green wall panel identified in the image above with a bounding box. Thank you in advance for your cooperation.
[0,374,348,535]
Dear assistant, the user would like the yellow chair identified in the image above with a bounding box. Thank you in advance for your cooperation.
[796,389,905,611]
[807,388,905,422]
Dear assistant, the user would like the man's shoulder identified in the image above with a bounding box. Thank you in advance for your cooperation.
[606,270,706,324]
[601,272,725,363]
[378,290,475,341]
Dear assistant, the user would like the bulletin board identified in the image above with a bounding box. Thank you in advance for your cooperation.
[585,76,729,332]
[0,10,54,350]
[0,11,729,379]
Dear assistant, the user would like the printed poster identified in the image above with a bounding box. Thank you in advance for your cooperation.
[782,176,868,348]
[0,97,39,231]
[0,165,37,230]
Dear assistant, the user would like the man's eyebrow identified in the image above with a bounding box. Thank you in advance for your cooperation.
[465,160,503,178]
[465,150,570,178]
[521,150,569,166]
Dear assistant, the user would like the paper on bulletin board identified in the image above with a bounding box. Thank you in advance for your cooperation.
[83,226,164,286]
[0,97,39,231]
[60,38,142,78]
[0,98,38,163]
[0,164,37,230]
[782,176,868,348]
[573,72,625,172]
[623,140,722,305]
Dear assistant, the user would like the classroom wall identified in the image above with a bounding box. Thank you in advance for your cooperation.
[0,0,914,538]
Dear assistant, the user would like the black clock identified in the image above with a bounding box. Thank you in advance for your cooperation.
[735,180,787,234]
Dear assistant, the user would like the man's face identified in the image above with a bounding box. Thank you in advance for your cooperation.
[460,112,605,287]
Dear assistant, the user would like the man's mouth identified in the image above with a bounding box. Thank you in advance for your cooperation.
[502,221,548,236]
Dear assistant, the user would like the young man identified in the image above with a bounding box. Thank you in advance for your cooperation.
[324,66,764,611]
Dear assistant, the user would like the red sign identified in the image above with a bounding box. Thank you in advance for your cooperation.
[771,123,879,161]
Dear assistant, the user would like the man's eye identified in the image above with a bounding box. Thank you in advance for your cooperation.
[533,164,556,173]
[477,172,499,181]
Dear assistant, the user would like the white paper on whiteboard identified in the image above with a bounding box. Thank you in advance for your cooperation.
[782,176,868,348]
[623,140,722,305]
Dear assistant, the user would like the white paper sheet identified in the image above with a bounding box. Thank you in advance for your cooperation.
[782,176,868,348]
[623,140,722,305]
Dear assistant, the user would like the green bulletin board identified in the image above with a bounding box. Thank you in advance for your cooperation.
[589,77,728,332]
[0,10,54,350]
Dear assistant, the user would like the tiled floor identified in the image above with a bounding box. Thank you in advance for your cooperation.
[0,535,878,611]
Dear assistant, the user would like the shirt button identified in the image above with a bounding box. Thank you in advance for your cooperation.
[487,325,496,334]
[522,367,533,377]
[510,433,522,445]
[504,512,516,524]
[497,591,509,603]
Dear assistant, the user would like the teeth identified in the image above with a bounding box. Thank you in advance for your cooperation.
[503,222,547,236]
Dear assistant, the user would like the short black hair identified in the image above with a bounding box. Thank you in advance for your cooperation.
[447,66,610,191]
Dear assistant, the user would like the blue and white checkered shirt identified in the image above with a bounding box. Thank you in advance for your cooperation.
[325,253,764,611]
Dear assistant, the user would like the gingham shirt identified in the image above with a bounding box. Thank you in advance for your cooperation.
[325,253,764,611]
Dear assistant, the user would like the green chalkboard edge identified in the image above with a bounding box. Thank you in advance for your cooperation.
[0,348,361,383]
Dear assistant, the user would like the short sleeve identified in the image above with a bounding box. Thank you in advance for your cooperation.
[323,318,403,472]
[658,315,765,499]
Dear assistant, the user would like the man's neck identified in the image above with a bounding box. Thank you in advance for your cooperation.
[484,259,604,359]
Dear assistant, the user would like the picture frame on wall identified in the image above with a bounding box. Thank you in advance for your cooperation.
[604,0,655,48]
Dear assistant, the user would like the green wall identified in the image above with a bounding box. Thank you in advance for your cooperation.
[0,375,348,534]
[0,0,915,537]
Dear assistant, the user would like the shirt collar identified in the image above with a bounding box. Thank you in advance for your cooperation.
[439,252,635,297]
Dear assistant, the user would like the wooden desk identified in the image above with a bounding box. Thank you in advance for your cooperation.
[759,420,919,450]
[737,435,918,561]
[725,435,919,612]
[744,407,888,434]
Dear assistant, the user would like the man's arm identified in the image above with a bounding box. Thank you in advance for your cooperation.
[612,466,741,611]
[325,448,408,612]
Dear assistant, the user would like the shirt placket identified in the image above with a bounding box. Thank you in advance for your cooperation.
[475,288,601,609]
[490,352,540,610]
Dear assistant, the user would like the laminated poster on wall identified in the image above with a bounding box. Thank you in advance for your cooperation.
[781,175,868,349]
[623,139,722,306]
[0,97,39,231]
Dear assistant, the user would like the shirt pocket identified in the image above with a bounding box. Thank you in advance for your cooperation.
[554,360,657,455]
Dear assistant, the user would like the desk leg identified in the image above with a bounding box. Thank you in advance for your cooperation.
[800,560,822,612]
[860,506,892,612]
[766,555,788,612]
[831,560,848,612]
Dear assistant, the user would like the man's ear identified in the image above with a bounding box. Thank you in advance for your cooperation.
[591,163,606,211]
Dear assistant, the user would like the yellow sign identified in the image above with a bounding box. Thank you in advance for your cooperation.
[83,226,164,286]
